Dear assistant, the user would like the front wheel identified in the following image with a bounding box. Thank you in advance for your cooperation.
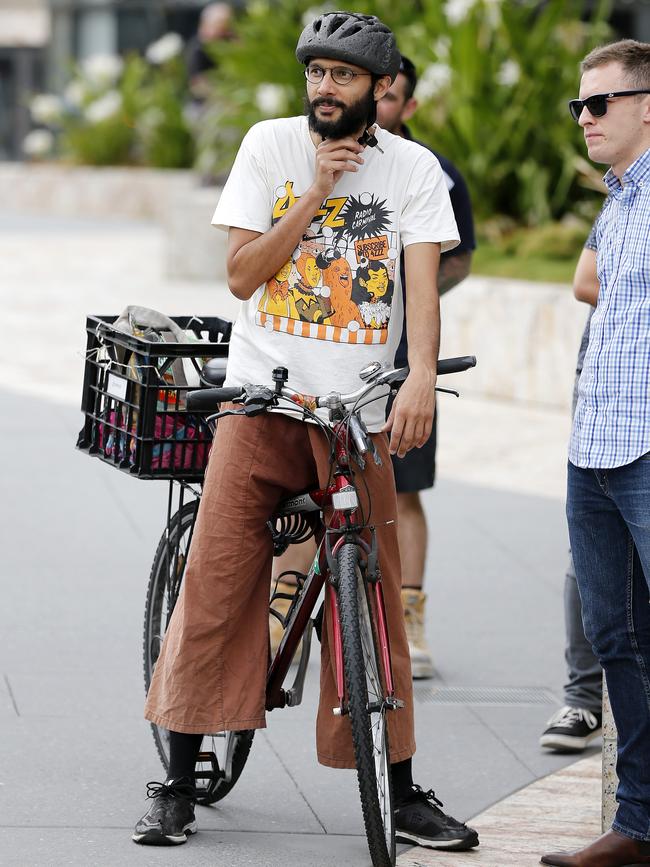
[143,500,254,805]
[337,542,395,867]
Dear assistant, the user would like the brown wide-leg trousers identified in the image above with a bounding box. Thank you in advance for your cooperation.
[144,409,415,768]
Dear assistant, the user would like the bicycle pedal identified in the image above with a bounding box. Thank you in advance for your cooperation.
[195,750,222,783]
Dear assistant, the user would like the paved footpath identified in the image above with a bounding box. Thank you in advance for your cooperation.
[0,212,601,866]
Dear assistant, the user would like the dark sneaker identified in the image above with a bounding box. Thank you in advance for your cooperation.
[394,785,479,850]
[540,706,602,753]
[132,777,197,846]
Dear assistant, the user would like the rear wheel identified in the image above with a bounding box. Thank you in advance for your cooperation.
[143,500,254,805]
[337,542,395,867]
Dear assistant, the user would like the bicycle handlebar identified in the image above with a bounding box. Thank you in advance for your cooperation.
[186,355,477,415]
[436,355,476,375]
[186,386,244,411]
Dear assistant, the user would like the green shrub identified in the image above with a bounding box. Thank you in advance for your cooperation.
[27,34,194,169]
[197,0,611,224]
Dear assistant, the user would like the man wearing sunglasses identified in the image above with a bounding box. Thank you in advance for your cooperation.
[542,38,650,867]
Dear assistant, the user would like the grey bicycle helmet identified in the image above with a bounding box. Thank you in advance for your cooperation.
[296,11,401,82]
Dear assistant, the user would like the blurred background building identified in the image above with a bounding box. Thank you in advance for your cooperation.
[0,1,49,159]
[2,0,231,159]
[1,0,649,161]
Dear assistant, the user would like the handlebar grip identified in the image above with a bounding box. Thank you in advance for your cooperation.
[187,386,243,412]
[437,356,477,375]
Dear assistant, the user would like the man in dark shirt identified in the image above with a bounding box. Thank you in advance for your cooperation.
[376,55,475,678]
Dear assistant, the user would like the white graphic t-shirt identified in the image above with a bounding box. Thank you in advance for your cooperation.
[212,116,459,431]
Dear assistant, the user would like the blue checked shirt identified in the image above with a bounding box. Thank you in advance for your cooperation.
[569,147,650,469]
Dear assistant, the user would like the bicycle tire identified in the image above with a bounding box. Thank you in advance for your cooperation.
[143,500,254,805]
[337,542,395,867]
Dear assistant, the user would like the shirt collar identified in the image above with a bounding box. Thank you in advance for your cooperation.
[603,147,650,192]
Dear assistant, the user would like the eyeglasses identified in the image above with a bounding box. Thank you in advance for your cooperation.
[305,65,371,86]
[568,89,650,122]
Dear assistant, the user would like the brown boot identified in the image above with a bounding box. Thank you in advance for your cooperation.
[401,589,435,679]
[541,829,650,866]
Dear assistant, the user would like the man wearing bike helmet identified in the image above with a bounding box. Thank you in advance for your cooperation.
[134,10,479,854]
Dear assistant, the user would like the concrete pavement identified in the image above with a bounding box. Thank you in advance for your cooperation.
[0,211,601,866]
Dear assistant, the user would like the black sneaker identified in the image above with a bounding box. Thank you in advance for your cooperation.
[132,777,197,846]
[394,785,479,850]
[539,705,602,752]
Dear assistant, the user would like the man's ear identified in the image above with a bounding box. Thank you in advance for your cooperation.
[401,97,418,123]
[643,95,650,124]
[373,75,392,101]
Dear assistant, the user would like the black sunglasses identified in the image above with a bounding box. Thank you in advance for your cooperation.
[569,89,650,122]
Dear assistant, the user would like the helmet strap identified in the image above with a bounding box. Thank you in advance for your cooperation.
[358,99,382,151]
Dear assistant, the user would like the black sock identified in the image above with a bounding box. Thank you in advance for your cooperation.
[167,731,203,781]
[391,757,414,805]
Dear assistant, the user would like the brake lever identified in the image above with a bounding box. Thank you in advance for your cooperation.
[435,386,459,397]
[211,407,247,420]
[243,401,272,417]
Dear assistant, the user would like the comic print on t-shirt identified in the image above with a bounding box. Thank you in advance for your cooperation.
[256,181,398,345]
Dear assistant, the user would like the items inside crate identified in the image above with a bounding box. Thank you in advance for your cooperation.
[77,314,231,481]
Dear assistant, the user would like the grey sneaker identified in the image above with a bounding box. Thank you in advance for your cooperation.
[540,706,602,752]
[132,777,197,846]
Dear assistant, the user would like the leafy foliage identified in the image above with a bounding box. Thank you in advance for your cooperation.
[197,0,612,224]
[29,37,194,169]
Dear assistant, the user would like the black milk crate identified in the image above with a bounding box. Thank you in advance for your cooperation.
[77,314,231,481]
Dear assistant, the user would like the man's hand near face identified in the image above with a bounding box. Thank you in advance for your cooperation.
[312,137,365,199]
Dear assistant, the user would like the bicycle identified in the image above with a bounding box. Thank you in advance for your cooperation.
[143,354,476,867]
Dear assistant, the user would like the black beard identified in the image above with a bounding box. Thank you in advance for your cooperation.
[306,86,376,139]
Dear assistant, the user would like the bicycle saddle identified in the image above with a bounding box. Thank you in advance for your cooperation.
[200,357,227,386]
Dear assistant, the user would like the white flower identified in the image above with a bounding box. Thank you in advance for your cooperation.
[433,37,451,60]
[81,54,124,87]
[146,32,183,65]
[415,63,452,101]
[444,0,475,26]
[255,83,285,116]
[139,107,166,130]
[64,80,86,108]
[497,59,520,87]
[85,90,122,123]
[301,4,334,27]
[23,129,55,157]
[29,94,63,125]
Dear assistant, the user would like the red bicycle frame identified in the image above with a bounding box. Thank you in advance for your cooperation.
[265,418,395,714]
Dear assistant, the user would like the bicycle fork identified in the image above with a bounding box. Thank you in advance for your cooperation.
[328,531,402,717]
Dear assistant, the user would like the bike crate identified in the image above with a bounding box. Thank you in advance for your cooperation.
[77,314,231,481]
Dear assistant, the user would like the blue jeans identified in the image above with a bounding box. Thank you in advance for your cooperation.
[567,455,650,841]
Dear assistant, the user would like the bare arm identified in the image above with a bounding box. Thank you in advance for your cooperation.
[226,191,323,299]
[438,250,472,295]
[226,137,365,299]
[383,242,440,458]
[573,247,598,306]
